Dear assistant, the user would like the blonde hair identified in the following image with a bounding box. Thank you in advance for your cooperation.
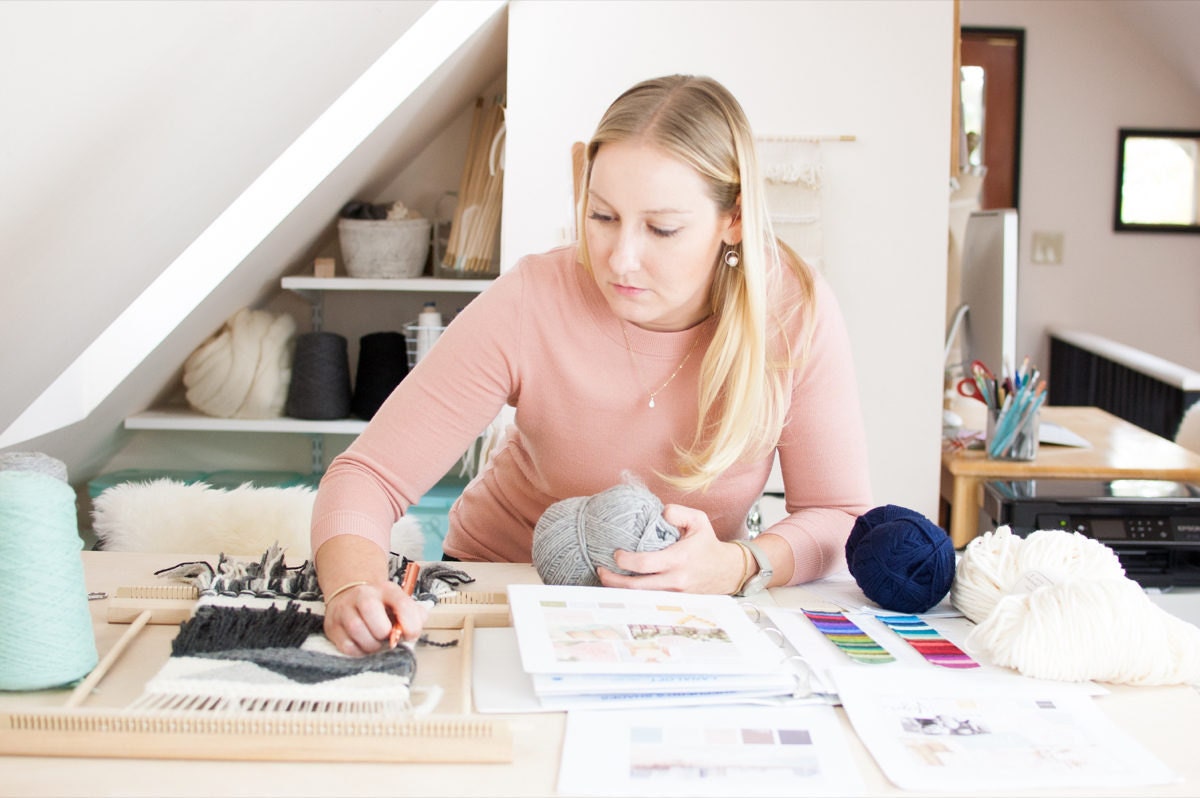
[578,75,817,492]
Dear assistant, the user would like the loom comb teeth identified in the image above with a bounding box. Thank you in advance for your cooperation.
[105,584,199,626]
[115,584,200,600]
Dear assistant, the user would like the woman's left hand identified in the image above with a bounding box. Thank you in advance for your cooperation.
[597,504,746,594]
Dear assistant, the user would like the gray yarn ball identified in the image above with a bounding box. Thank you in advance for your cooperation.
[0,452,68,482]
[532,482,680,586]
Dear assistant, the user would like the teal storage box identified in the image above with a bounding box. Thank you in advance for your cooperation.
[87,469,207,500]
[203,470,309,490]
[408,478,467,561]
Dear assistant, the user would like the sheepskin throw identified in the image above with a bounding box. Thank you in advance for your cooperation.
[183,308,296,419]
[91,479,425,560]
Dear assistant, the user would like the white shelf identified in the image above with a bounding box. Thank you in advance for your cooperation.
[125,408,367,435]
[124,275,491,449]
[282,275,493,294]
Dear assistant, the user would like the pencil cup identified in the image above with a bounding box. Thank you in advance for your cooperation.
[986,406,1040,461]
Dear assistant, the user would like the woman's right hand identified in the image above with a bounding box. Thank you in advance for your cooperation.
[314,534,429,657]
[322,580,429,656]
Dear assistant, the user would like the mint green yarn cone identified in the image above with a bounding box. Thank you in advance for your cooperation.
[0,470,99,690]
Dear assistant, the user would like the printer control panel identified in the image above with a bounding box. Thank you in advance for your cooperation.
[982,479,1200,587]
[1034,514,1200,545]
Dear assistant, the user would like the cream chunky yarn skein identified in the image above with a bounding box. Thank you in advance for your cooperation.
[952,526,1200,685]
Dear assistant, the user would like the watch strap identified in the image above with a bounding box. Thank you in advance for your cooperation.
[734,539,772,596]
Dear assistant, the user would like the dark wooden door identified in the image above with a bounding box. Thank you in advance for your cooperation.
[961,28,1024,210]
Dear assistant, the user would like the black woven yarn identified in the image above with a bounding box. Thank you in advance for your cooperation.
[286,332,352,419]
[352,331,408,420]
[172,603,325,656]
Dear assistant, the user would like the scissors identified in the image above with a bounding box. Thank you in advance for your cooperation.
[960,360,998,406]
[956,378,989,405]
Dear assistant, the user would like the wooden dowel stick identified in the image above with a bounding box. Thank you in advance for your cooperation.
[64,609,152,708]
[460,615,475,713]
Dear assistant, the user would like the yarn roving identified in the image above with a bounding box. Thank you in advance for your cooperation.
[92,479,424,560]
[183,307,296,419]
[845,504,955,614]
[952,526,1200,685]
[533,481,680,586]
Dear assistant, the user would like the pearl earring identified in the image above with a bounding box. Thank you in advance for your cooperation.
[723,246,740,268]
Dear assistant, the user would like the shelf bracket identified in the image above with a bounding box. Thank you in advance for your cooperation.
[309,433,324,476]
[309,293,325,332]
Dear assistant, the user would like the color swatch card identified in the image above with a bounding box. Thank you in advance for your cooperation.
[557,704,864,796]
[874,614,979,668]
[761,606,1105,701]
[800,609,895,664]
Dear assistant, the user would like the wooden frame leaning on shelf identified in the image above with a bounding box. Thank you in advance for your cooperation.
[442,96,505,276]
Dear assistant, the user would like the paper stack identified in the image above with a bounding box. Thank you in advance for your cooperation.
[507,584,802,710]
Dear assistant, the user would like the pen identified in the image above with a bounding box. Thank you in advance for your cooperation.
[389,562,421,648]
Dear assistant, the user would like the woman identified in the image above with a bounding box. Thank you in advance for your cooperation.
[311,75,872,656]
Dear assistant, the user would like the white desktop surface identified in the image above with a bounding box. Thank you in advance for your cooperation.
[2,551,1200,797]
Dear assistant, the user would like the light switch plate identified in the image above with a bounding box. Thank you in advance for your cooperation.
[1031,231,1063,264]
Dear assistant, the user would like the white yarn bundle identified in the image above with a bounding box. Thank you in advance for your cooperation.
[952,526,1200,685]
[183,308,296,419]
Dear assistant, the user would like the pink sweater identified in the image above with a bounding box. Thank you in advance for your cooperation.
[311,245,872,584]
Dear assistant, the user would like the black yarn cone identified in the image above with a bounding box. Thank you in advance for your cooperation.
[352,331,408,420]
[286,332,352,419]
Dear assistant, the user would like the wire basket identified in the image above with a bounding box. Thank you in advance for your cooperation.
[404,320,446,369]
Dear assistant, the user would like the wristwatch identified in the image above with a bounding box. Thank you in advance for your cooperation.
[734,539,773,596]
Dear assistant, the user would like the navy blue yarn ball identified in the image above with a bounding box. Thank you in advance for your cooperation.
[844,504,955,614]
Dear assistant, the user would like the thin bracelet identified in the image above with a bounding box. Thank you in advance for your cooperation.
[323,580,369,605]
[733,541,753,595]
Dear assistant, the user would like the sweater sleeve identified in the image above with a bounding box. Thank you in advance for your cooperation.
[310,264,526,555]
[769,275,873,584]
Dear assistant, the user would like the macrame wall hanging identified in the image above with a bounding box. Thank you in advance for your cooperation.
[756,134,854,273]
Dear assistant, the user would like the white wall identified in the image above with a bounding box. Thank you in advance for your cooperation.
[505,0,954,518]
[0,0,433,435]
[962,0,1200,374]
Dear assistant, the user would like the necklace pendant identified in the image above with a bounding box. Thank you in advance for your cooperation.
[648,397,656,409]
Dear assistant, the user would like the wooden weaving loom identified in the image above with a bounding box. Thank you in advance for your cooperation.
[0,585,514,763]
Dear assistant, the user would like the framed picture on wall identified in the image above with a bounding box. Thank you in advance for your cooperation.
[1114,128,1200,234]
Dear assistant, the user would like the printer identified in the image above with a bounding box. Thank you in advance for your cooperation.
[980,478,1200,588]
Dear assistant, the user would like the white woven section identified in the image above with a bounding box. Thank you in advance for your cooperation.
[757,137,825,271]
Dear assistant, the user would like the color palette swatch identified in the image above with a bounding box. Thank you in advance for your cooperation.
[801,610,894,664]
[874,614,979,669]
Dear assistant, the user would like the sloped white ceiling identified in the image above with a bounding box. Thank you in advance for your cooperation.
[0,0,508,479]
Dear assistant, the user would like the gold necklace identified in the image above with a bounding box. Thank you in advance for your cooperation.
[619,322,702,408]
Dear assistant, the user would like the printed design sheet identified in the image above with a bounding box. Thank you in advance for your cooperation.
[833,668,1178,792]
[509,584,783,676]
[557,704,863,796]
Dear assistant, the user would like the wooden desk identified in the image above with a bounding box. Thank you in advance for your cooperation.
[4,551,1200,797]
[940,405,1200,548]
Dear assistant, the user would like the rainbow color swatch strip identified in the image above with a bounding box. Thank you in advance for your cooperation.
[801,610,894,664]
[874,614,980,669]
